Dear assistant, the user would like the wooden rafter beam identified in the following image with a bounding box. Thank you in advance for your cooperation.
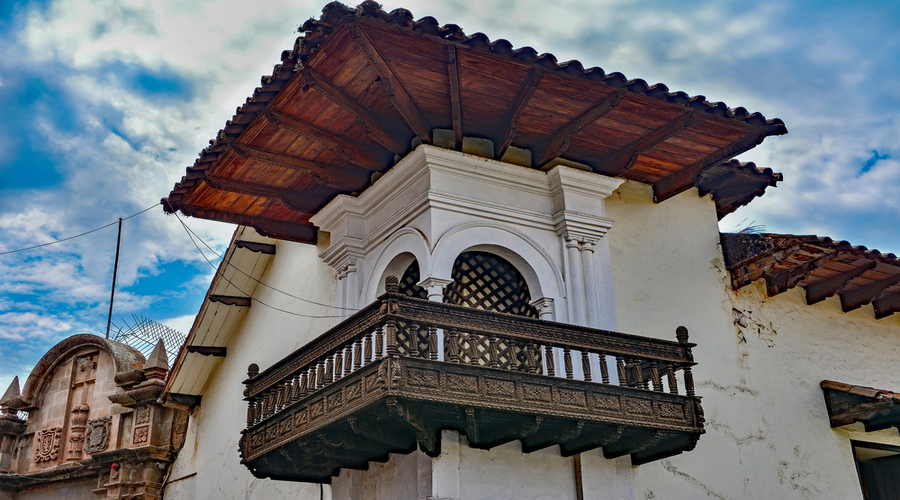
[533,90,624,166]
[186,345,228,357]
[602,110,696,176]
[350,19,431,144]
[231,144,370,190]
[447,45,463,150]
[262,110,386,171]
[653,131,764,203]
[235,240,277,255]
[763,251,842,296]
[495,67,543,159]
[203,175,330,215]
[181,206,317,244]
[840,273,900,312]
[209,295,251,307]
[804,260,877,305]
[301,67,407,155]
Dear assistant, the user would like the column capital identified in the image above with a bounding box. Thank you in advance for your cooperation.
[530,297,556,321]
[418,277,453,302]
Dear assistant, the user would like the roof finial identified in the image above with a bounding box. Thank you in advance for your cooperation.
[142,339,169,382]
[1,376,20,404]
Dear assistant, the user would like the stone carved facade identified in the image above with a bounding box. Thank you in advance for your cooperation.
[0,335,188,500]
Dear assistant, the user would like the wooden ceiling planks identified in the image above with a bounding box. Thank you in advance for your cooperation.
[165,1,787,244]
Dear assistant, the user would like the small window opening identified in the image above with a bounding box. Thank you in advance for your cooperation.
[853,440,900,500]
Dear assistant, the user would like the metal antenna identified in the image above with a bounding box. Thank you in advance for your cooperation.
[106,218,123,338]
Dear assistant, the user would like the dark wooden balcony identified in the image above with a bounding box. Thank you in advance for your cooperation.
[240,280,705,483]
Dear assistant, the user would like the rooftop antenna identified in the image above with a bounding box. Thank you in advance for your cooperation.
[106,218,123,338]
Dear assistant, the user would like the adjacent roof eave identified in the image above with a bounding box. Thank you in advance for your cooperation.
[163,226,276,397]
[722,233,900,319]
[822,380,900,431]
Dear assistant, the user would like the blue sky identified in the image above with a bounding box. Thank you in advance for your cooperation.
[1,0,898,391]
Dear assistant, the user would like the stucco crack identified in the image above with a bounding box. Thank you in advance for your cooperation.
[660,460,730,500]
[732,308,776,348]
[705,419,764,448]
[695,380,759,397]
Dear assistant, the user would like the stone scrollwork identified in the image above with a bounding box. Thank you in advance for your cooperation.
[84,417,111,454]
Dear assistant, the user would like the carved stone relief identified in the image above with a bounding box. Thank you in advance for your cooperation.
[33,427,62,463]
[84,417,111,453]
[135,405,151,425]
[133,426,149,445]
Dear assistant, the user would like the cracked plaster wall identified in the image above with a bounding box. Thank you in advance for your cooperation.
[605,180,900,500]
[164,240,337,500]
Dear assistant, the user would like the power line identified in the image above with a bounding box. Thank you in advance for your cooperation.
[0,203,159,256]
[173,213,351,319]
[175,214,358,312]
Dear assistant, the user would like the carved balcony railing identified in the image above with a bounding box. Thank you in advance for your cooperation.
[240,277,704,483]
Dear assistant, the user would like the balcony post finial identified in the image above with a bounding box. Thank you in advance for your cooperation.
[385,275,399,293]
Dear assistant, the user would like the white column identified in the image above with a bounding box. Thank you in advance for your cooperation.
[431,431,461,499]
[419,277,452,361]
[565,238,587,327]
[344,260,359,312]
[580,240,601,329]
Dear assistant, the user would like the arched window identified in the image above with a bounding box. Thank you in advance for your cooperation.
[443,251,538,318]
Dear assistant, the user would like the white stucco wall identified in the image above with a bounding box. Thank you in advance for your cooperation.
[605,180,900,500]
[164,239,339,500]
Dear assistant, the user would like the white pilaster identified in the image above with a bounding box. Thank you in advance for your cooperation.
[580,240,601,329]
[566,238,587,327]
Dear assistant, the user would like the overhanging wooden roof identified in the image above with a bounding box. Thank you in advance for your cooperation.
[723,233,900,319]
[163,1,787,243]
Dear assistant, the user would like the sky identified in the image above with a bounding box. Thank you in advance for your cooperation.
[1,0,898,393]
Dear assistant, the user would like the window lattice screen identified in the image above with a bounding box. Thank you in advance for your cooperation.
[398,260,428,299]
[443,252,538,317]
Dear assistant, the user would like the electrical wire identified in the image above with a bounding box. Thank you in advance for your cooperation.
[0,203,160,256]
[175,213,359,311]
[174,213,352,319]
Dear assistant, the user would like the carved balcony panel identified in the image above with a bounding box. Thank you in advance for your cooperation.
[240,290,704,483]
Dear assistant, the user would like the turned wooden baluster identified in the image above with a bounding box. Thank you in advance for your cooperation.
[581,351,592,382]
[364,332,373,364]
[354,339,363,369]
[599,354,610,384]
[246,402,255,426]
[526,343,538,374]
[386,319,399,357]
[408,323,420,357]
[428,327,438,361]
[334,351,343,381]
[666,363,678,395]
[488,337,500,368]
[616,356,627,387]
[307,366,316,393]
[650,365,662,392]
[324,356,334,386]
[468,334,480,366]
[563,348,574,379]
[633,360,646,389]
[290,375,300,402]
[676,326,695,397]
[299,372,309,398]
[316,361,325,389]
[344,345,353,376]
[374,327,383,360]
[544,346,555,377]
[447,331,461,363]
